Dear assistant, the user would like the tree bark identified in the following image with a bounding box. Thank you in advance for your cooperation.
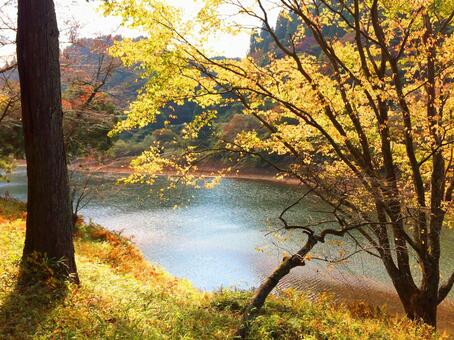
[402,291,438,327]
[17,0,78,282]
[237,237,318,338]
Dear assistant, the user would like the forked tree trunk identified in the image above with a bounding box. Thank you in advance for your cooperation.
[405,293,438,327]
[394,271,439,327]
[17,0,78,282]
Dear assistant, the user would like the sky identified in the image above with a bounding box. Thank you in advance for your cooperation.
[63,0,254,57]
[1,0,280,65]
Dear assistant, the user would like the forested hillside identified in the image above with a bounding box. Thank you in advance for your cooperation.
[1,13,330,165]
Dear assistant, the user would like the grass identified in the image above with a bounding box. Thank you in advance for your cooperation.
[0,197,444,339]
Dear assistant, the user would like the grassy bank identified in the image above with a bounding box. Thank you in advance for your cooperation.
[0,198,443,339]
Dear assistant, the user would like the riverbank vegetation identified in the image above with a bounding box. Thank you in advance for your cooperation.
[0,198,443,339]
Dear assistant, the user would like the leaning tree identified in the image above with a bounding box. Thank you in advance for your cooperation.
[103,0,453,330]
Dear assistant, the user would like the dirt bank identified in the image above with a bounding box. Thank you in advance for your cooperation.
[69,157,302,185]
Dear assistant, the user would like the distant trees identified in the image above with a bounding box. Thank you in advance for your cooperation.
[1,0,125,162]
[17,0,78,281]
[60,36,122,158]
[249,23,273,65]
[248,6,343,63]
[0,72,20,181]
[0,0,19,180]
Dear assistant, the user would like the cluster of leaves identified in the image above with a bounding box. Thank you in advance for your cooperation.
[0,157,13,182]
[102,1,450,191]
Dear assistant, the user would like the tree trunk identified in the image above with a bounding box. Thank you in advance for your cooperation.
[237,237,318,338]
[402,291,437,327]
[387,263,439,328]
[17,0,78,282]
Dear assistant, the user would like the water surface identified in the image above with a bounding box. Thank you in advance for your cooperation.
[2,168,453,295]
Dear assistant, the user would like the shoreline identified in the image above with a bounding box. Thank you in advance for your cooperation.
[11,159,454,334]
[68,158,302,186]
[0,199,441,338]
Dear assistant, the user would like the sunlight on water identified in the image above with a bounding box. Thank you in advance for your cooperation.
[1,167,453,298]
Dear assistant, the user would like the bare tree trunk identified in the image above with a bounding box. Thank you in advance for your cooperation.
[17,0,78,282]
[237,237,318,338]
[399,289,437,327]
[411,296,437,327]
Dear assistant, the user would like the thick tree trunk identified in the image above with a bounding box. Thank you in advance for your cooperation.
[386,262,439,328]
[402,291,438,327]
[17,0,78,282]
[237,237,318,338]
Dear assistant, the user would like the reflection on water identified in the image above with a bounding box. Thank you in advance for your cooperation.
[1,167,453,296]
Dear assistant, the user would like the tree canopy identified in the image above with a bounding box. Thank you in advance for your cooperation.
[104,0,453,329]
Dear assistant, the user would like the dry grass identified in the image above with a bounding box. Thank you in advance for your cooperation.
[0,198,444,339]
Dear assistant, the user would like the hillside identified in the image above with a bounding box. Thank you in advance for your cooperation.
[61,36,144,107]
[0,198,442,339]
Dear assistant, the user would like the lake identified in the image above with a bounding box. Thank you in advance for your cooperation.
[1,167,453,300]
